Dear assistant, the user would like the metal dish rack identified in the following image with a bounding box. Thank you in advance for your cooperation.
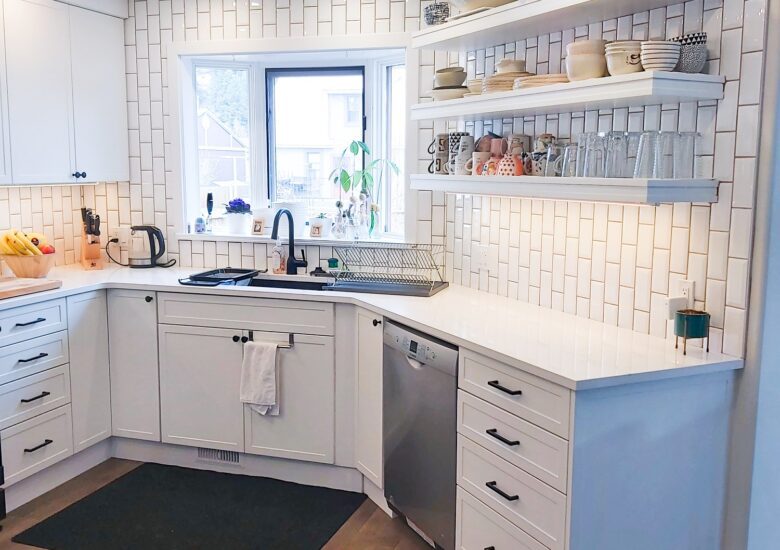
[326,243,448,297]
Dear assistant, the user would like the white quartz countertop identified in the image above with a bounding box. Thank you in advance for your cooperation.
[0,265,742,390]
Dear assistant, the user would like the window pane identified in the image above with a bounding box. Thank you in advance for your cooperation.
[386,64,406,235]
[195,66,251,215]
[268,70,364,218]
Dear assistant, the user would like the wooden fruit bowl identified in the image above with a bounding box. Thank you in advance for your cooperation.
[2,254,55,278]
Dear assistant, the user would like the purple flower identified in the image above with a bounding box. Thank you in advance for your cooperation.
[225,198,251,214]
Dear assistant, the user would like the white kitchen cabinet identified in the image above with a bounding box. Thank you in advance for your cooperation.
[108,289,160,441]
[159,325,245,452]
[2,0,127,185]
[355,309,384,487]
[67,291,111,453]
[3,0,74,184]
[245,332,335,464]
[68,4,128,183]
[0,1,11,185]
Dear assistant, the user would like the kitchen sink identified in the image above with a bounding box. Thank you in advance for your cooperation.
[249,278,329,291]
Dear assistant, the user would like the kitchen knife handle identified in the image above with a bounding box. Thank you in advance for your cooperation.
[18,352,48,363]
[15,317,46,327]
[487,379,523,396]
[24,439,53,453]
[485,480,519,502]
[21,391,50,404]
[486,428,520,447]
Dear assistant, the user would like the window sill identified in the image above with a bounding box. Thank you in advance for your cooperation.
[176,232,407,247]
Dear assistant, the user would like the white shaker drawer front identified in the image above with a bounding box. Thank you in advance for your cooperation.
[459,349,571,438]
[0,365,71,430]
[458,391,569,493]
[456,487,547,550]
[0,299,67,348]
[157,292,335,336]
[0,331,70,386]
[1,404,73,486]
[458,435,566,550]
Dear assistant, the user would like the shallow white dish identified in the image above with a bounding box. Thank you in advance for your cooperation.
[431,86,469,101]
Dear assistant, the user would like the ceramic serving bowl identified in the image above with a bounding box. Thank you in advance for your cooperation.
[676,43,707,73]
[495,58,527,73]
[567,39,608,56]
[434,70,467,87]
[606,50,643,75]
[566,53,607,80]
[641,41,680,71]
[2,254,55,278]
[431,86,468,101]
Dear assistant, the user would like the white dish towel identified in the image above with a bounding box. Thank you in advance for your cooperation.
[240,341,280,416]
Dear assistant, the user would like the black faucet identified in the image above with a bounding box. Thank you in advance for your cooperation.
[270,209,308,275]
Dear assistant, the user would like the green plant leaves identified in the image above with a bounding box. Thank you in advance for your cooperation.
[339,169,351,193]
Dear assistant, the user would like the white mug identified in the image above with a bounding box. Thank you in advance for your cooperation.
[465,152,491,176]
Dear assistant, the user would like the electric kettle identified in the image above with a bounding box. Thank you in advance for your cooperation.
[128,225,175,268]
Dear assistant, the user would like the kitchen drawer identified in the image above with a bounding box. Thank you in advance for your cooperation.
[0,365,71,430]
[0,299,67,348]
[0,331,69,386]
[458,390,568,493]
[1,404,73,486]
[459,349,571,438]
[458,434,566,550]
[157,292,334,336]
[456,486,546,550]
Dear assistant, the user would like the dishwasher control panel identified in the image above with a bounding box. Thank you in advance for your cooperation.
[384,321,458,373]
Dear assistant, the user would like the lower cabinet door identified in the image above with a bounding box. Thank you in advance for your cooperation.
[1,404,73,486]
[245,332,335,464]
[159,325,245,452]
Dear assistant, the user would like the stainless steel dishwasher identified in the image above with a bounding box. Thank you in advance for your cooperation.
[383,321,459,550]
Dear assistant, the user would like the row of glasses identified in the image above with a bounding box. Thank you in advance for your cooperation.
[543,131,699,179]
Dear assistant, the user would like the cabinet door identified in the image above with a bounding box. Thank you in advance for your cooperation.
[108,289,159,441]
[355,309,384,487]
[159,325,245,452]
[4,0,75,184]
[245,332,335,463]
[68,5,128,182]
[67,291,111,453]
[0,2,11,184]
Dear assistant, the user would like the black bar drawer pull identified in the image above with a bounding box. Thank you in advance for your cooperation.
[486,428,520,447]
[484,547,496,550]
[15,317,46,328]
[486,480,519,501]
[18,353,48,363]
[24,439,53,453]
[20,391,50,404]
[487,380,522,396]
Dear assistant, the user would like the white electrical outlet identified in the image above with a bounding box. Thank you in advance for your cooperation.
[473,244,490,270]
[677,279,695,308]
[665,279,695,319]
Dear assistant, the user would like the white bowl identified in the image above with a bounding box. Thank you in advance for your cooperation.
[435,71,467,87]
[431,87,468,101]
[606,51,643,75]
[566,53,607,80]
[466,79,483,93]
[436,66,466,73]
[495,58,527,73]
[608,40,641,48]
[567,39,607,55]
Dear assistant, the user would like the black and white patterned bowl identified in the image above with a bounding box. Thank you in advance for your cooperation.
[676,43,708,73]
[671,32,708,46]
[424,2,450,26]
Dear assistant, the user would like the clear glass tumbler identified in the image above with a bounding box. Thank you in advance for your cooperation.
[674,132,699,178]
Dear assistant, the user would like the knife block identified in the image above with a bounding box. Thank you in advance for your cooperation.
[81,227,103,270]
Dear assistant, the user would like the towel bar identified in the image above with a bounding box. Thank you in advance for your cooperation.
[248,331,294,349]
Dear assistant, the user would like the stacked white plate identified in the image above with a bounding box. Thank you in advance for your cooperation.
[512,73,569,89]
[640,40,681,71]
[482,71,534,93]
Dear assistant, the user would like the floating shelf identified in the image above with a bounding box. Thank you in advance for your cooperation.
[412,0,697,51]
[411,71,725,121]
[410,174,719,204]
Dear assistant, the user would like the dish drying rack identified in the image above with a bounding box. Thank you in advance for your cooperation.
[326,243,448,297]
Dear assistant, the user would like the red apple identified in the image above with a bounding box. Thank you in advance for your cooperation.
[38,244,55,254]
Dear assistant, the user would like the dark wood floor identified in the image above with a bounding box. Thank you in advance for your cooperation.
[0,458,430,550]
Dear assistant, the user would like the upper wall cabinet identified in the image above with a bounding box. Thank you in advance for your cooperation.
[2,0,128,185]
[0,4,10,185]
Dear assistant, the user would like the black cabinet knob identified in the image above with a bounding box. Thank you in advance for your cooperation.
[241,336,249,343]
[72,171,86,179]
[145,296,153,303]
[81,171,87,178]
[372,319,382,327]
[232,335,240,342]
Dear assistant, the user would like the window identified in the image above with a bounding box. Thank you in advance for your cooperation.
[266,68,365,217]
[193,65,252,216]
[181,50,406,238]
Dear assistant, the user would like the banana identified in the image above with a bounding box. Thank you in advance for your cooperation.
[15,231,42,255]
[26,232,47,247]
[0,236,15,255]
[6,232,32,256]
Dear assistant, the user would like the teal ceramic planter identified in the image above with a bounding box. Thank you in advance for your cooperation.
[674,309,710,354]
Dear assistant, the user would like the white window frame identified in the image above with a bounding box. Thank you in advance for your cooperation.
[179,53,406,236]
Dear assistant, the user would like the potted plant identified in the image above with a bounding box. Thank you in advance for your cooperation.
[223,198,252,235]
[330,140,399,238]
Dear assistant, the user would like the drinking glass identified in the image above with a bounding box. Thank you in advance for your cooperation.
[580,132,606,177]
[674,132,699,178]
[655,131,677,178]
[559,144,579,177]
[604,131,629,178]
[544,143,565,177]
[633,131,660,178]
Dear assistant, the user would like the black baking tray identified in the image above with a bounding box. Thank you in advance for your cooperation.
[179,268,260,287]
